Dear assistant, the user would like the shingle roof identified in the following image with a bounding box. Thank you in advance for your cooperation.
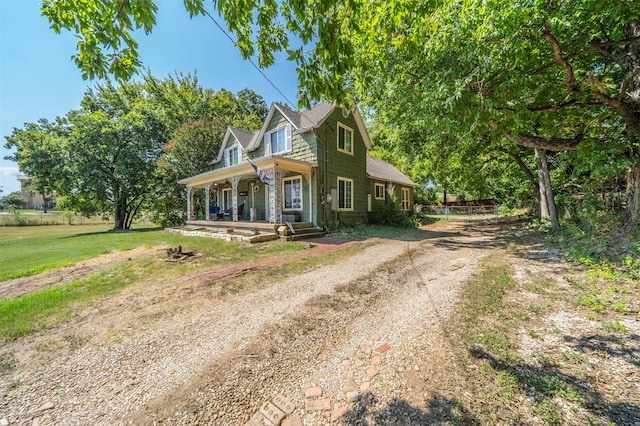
[274,102,335,130]
[228,127,256,149]
[366,157,415,186]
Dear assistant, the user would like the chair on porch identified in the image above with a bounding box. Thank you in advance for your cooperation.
[223,204,244,221]
[209,205,221,220]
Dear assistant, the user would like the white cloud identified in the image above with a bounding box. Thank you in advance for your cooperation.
[0,166,21,194]
[0,166,19,175]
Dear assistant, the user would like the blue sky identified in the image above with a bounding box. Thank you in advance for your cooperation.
[0,0,299,195]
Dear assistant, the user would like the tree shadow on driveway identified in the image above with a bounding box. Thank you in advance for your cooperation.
[469,346,640,425]
[340,393,479,425]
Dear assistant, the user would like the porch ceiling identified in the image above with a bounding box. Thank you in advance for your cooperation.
[178,156,318,188]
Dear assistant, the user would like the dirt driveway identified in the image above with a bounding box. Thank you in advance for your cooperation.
[0,219,637,425]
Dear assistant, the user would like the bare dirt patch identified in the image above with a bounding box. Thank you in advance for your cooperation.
[0,247,160,299]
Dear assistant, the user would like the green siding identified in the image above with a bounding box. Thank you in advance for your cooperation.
[257,111,318,163]
[314,109,368,226]
[211,135,238,171]
[367,178,414,217]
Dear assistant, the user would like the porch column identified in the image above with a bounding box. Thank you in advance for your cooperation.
[231,176,239,222]
[204,183,211,221]
[267,167,283,223]
[186,186,193,220]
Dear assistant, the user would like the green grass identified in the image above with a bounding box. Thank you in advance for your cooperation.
[0,266,137,341]
[0,224,307,340]
[0,224,256,281]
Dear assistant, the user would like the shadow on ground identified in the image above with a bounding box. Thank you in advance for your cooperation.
[341,393,479,425]
[470,347,640,425]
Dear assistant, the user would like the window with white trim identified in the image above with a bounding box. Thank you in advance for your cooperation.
[338,177,353,210]
[283,176,302,210]
[266,124,292,155]
[337,123,354,154]
[401,187,410,211]
[224,145,240,167]
[374,183,385,200]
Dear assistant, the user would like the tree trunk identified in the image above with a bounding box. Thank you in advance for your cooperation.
[114,195,127,230]
[535,148,560,230]
[42,192,47,213]
[503,148,542,218]
[626,156,640,223]
[535,151,549,223]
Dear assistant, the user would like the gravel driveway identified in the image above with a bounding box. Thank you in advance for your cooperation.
[1,220,497,425]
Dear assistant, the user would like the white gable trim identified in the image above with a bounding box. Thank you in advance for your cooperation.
[247,102,371,151]
[211,128,243,165]
[247,104,283,152]
[353,109,372,150]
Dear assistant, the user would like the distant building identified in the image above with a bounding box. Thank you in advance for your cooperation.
[17,174,55,210]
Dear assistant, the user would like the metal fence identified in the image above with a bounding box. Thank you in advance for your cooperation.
[0,211,111,226]
[419,204,499,219]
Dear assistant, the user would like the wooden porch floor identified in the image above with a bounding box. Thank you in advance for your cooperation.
[179,220,324,243]
[185,219,281,233]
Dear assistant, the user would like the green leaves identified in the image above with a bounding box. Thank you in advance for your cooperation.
[42,0,159,81]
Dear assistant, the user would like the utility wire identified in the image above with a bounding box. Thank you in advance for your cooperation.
[202,8,297,108]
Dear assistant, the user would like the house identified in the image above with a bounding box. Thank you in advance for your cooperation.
[178,102,415,229]
[16,174,55,210]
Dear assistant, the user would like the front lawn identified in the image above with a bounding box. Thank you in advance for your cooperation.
[0,224,302,281]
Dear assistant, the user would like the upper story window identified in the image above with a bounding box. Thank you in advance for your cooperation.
[375,183,386,200]
[266,124,292,155]
[224,145,240,167]
[337,122,354,155]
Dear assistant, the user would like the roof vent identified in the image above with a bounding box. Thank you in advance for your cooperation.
[341,107,349,118]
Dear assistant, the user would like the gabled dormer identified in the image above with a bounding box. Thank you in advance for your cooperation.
[211,127,256,169]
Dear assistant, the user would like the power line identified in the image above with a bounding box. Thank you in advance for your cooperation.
[202,8,297,107]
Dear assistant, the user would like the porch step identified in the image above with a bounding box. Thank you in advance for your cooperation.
[286,231,326,241]
[272,221,314,233]
[278,223,325,241]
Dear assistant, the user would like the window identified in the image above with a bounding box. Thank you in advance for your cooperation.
[337,123,354,154]
[338,177,353,210]
[283,176,302,210]
[402,188,410,211]
[224,145,240,167]
[375,183,386,200]
[266,125,291,155]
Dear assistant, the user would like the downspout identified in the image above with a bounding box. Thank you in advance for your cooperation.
[322,122,333,230]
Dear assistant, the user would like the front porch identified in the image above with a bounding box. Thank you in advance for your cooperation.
[178,156,318,226]
[178,219,325,242]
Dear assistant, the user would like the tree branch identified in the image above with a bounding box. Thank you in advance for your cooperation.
[588,36,640,50]
[541,23,576,91]
[590,92,640,133]
[505,133,582,151]
[528,101,603,112]
[496,147,536,182]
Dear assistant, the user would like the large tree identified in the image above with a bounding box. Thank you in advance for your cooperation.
[6,81,167,230]
[66,81,168,229]
[146,74,268,226]
[42,0,640,224]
